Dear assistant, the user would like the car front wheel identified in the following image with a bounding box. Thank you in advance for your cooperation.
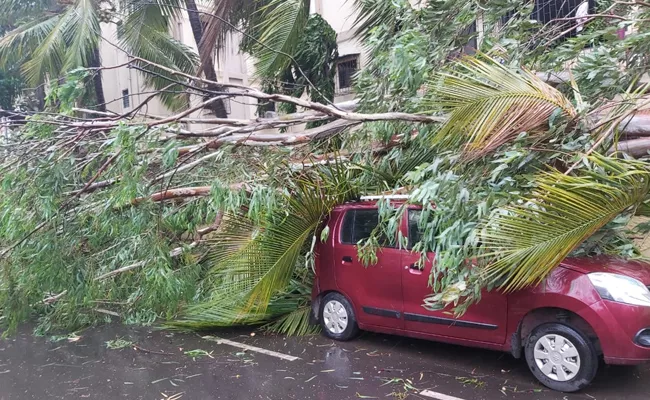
[524,323,598,392]
[319,292,359,341]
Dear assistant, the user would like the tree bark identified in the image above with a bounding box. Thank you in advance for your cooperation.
[184,0,228,118]
[89,46,107,112]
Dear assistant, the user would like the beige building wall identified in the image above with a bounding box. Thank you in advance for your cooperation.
[312,0,367,103]
[99,9,255,125]
[99,1,373,123]
[99,22,170,117]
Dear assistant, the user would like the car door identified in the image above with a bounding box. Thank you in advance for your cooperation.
[401,209,508,344]
[334,207,404,330]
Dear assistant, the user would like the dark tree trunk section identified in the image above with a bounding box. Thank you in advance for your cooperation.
[89,47,107,112]
[35,85,46,111]
[185,0,228,118]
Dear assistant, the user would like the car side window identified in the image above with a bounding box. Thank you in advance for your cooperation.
[340,209,393,247]
[408,210,424,250]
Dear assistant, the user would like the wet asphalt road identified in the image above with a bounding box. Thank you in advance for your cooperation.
[0,324,648,399]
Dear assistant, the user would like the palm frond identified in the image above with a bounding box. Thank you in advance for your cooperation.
[263,304,319,336]
[425,55,577,159]
[0,15,60,71]
[62,0,100,71]
[21,7,75,85]
[120,1,198,110]
[174,160,358,329]
[352,0,407,41]
[203,182,330,316]
[251,0,310,78]
[481,154,650,292]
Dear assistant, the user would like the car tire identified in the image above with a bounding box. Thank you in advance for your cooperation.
[524,323,598,393]
[319,292,359,341]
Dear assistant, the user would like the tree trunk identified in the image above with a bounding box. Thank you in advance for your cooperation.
[89,47,107,112]
[184,0,228,118]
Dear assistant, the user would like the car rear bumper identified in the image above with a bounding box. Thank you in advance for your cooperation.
[587,300,650,365]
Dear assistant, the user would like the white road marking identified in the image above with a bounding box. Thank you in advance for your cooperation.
[419,390,466,400]
[202,336,299,361]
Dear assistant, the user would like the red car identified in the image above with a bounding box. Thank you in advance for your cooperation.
[311,200,650,392]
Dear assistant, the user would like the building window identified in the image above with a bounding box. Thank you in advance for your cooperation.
[497,1,593,43]
[532,0,593,39]
[122,89,130,109]
[335,54,360,95]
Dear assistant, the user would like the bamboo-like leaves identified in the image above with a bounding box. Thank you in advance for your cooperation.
[481,154,650,292]
[426,56,577,159]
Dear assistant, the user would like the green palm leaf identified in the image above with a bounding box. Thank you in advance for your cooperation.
[0,15,61,72]
[481,154,650,292]
[120,1,198,110]
[426,55,577,159]
[19,9,75,85]
[204,183,330,316]
[173,160,357,330]
[262,304,319,336]
[252,0,310,78]
[62,0,100,71]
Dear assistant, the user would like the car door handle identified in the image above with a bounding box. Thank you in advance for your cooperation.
[342,256,353,263]
[407,263,423,274]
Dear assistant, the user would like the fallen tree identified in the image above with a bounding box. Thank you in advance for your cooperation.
[2,0,650,335]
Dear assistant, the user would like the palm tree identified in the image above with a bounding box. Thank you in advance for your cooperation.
[0,0,312,113]
[187,0,311,116]
[0,0,199,111]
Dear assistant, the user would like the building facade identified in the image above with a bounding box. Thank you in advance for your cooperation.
[99,9,254,121]
[99,1,369,122]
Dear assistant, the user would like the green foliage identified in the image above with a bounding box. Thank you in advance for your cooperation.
[172,162,358,332]
[3,0,650,337]
[0,63,23,110]
[481,155,650,292]
[256,14,338,124]
[184,349,214,360]
[425,55,577,159]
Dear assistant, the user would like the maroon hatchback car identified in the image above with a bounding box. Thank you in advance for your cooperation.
[311,201,650,392]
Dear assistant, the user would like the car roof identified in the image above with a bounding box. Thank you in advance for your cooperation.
[332,199,413,211]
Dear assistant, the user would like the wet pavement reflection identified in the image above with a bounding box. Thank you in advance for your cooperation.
[0,324,648,399]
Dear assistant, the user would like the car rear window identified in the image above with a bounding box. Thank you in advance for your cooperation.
[340,209,393,247]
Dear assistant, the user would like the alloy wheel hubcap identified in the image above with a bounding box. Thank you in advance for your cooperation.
[533,334,581,382]
[323,300,348,334]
